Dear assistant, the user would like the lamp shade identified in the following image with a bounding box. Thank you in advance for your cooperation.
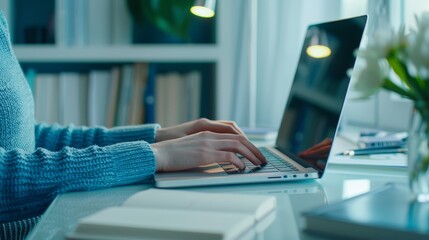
[306,28,331,59]
[190,0,216,18]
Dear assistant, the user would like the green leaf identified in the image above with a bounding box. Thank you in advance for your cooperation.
[127,0,195,41]
[382,78,416,100]
[387,54,411,88]
[387,53,428,103]
[420,155,429,174]
[416,76,429,101]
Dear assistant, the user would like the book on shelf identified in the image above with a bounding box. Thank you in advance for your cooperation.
[107,66,121,128]
[128,63,148,125]
[29,64,206,128]
[155,71,202,127]
[144,64,156,123]
[67,189,276,240]
[34,73,59,124]
[56,0,89,46]
[88,0,112,45]
[59,72,88,126]
[88,70,112,127]
[56,0,131,46]
[115,64,134,126]
[303,184,429,240]
[111,0,132,45]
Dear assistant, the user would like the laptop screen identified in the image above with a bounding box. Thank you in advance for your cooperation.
[275,16,367,176]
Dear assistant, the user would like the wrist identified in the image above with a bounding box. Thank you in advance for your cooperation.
[155,128,164,143]
[152,143,163,172]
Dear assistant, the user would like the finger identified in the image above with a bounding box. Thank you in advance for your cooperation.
[209,139,262,166]
[218,121,247,137]
[216,151,245,170]
[196,119,243,136]
[231,134,267,164]
[196,132,267,164]
[307,139,332,150]
[299,145,331,158]
[198,149,245,170]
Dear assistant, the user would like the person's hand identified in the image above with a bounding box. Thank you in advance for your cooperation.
[152,131,267,172]
[155,118,246,142]
[297,138,332,170]
[297,138,332,160]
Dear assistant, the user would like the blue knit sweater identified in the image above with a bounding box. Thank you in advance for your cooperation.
[0,11,158,223]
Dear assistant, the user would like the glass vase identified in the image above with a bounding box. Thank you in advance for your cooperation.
[408,108,429,202]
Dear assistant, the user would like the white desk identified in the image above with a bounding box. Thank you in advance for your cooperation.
[27,164,408,240]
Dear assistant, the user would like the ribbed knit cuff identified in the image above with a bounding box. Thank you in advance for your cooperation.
[106,124,160,145]
[111,141,156,185]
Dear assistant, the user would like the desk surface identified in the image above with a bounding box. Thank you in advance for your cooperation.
[27,164,408,240]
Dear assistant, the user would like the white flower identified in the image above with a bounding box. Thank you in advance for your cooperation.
[359,27,406,61]
[408,12,429,71]
[353,59,388,98]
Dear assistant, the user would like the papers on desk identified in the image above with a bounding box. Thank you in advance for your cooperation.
[303,184,429,240]
[330,153,407,167]
[68,189,276,240]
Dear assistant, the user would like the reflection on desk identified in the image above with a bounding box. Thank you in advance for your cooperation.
[27,181,326,240]
[27,167,408,240]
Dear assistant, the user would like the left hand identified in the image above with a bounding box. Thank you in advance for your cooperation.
[155,118,247,142]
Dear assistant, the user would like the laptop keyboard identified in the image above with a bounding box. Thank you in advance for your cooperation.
[219,147,298,175]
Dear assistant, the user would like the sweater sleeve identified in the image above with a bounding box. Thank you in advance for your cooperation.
[0,141,156,222]
[35,123,160,151]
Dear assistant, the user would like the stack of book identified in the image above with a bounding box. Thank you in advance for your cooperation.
[68,189,276,240]
[303,184,429,240]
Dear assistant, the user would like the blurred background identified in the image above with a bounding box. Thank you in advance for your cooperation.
[1,0,428,132]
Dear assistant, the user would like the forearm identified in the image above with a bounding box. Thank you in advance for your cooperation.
[0,142,155,222]
[35,123,160,151]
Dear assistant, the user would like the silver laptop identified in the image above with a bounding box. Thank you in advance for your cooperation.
[155,15,368,188]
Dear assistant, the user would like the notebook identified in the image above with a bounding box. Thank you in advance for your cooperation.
[303,184,429,240]
[67,189,276,240]
[155,15,368,188]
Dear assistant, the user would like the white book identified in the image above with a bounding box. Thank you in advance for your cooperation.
[155,74,167,127]
[115,65,134,126]
[34,74,60,124]
[59,72,88,126]
[55,0,67,46]
[68,189,276,240]
[88,0,112,45]
[88,70,112,126]
[111,0,131,45]
[186,71,202,121]
[107,67,120,128]
[73,0,88,46]
[165,72,187,127]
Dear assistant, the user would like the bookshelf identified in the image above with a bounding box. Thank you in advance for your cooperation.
[13,45,220,62]
[1,0,238,127]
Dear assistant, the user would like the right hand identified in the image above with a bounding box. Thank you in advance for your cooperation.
[152,131,267,172]
[155,118,247,142]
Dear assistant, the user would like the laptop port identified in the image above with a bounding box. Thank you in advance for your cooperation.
[268,176,281,179]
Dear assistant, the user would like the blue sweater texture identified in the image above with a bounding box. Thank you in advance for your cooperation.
[0,11,158,223]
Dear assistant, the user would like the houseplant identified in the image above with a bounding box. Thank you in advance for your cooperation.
[126,0,195,42]
[354,12,429,202]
